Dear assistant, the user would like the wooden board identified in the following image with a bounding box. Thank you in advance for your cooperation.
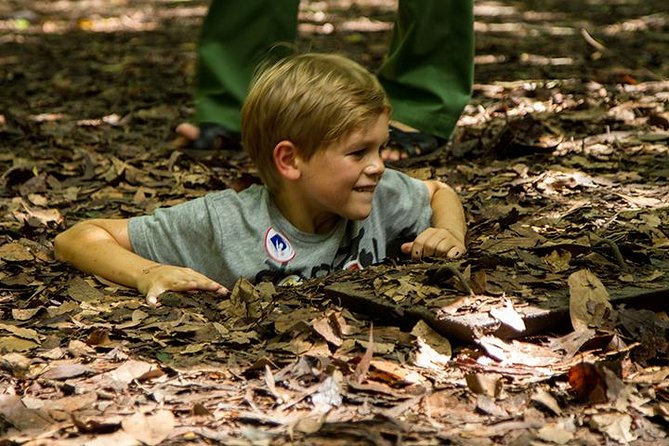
[324,281,668,343]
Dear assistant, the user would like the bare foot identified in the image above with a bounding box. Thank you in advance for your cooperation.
[175,122,199,141]
[381,146,405,162]
[172,122,200,149]
[382,120,420,161]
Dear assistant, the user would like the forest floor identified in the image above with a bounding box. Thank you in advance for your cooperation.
[0,1,668,445]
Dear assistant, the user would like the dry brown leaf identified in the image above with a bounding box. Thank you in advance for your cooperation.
[370,359,425,387]
[0,395,55,431]
[274,308,319,333]
[312,315,343,347]
[568,362,608,403]
[0,352,32,378]
[0,336,38,352]
[121,410,174,445]
[489,299,526,332]
[311,370,344,408]
[41,362,93,380]
[0,323,41,342]
[68,339,95,357]
[264,364,289,404]
[86,328,112,347]
[536,420,576,444]
[67,276,105,303]
[228,277,264,319]
[627,366,669,385]
[568,269,613,331]
[353,325,374,384]
[542,249,572,272]
[76,431,140,446]
[547,328,596,358]
[0,242,33,262]
[411,320,451,369]
[49,392,98,412]
[292,411,329,435]
[104,359,158,386]
[11,308,42,321]
[476,395,508,417]
[616,193,664,208]
[466,373,502,397]
[479,335,561,367]
[589,413,638,443]
[39,347,65,360]
[568,360,630,408]
[531,389,562,416]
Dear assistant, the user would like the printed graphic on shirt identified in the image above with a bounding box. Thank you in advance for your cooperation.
[256,226,386,285]
[264,227,295,263]
[343,259,362,271]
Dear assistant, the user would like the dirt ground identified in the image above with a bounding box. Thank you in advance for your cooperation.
[0,1,668,445]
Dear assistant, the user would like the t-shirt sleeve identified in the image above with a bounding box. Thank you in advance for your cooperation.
[375,169,432,242]
[128,195,220,271]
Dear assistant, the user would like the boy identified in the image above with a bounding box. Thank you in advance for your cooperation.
[54,53,466,306]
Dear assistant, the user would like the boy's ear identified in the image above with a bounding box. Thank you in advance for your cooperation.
[273,140,301,181]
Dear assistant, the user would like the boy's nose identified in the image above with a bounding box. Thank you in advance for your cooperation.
[365,153,385,177]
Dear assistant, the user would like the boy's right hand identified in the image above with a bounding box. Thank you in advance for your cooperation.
[136,265,228,306]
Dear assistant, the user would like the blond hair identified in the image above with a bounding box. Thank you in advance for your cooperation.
[241,53,391,191]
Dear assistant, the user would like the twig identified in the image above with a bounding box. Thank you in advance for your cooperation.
[37,378,116,399]
[580,28,607,53]
[580,27,666,81]
[433,264,475,296]
[592,238,629,272]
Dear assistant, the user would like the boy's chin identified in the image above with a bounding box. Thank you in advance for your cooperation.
[343,208,372,221]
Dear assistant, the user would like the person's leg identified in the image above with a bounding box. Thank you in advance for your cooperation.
[193,0,300,133]
[378,0,474,143]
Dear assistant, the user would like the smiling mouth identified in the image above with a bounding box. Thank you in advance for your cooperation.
[353,186,376,193]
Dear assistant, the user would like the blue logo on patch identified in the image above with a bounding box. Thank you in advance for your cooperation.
[264,227,295,263]
[270,234,287,252]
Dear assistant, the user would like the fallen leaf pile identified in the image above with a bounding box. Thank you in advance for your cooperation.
[1,0,668,444]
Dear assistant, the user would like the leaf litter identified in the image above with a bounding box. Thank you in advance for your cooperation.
[1,0,668,444]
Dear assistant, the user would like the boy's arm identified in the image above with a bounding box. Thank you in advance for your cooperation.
[54,219,226,304]
[401,180,467,260]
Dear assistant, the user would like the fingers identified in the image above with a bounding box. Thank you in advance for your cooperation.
[146,280,228,307]
[407,228,466,260]
[146,294,159,307]
[164,276,227,294]
[401,241,425,259]
[146,283,165,307]
[447,245,464,259]
[141,266,228,306]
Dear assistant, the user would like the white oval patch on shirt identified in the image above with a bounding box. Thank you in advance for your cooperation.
[264,227,295,263]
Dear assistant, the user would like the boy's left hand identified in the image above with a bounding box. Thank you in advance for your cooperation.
[401,227,466,260]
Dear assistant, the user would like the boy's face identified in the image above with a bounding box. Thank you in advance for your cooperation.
[297,112,389,225]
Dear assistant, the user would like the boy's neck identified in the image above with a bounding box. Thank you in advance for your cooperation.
[272,188,340,234]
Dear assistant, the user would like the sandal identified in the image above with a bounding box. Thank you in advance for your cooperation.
[193,123,242,150]
[387,126,443,157]
[187,122,242,151]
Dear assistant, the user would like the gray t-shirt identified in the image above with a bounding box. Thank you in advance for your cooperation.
[128,169,431,288]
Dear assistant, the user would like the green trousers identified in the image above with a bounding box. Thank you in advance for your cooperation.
[194,0,474,141]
